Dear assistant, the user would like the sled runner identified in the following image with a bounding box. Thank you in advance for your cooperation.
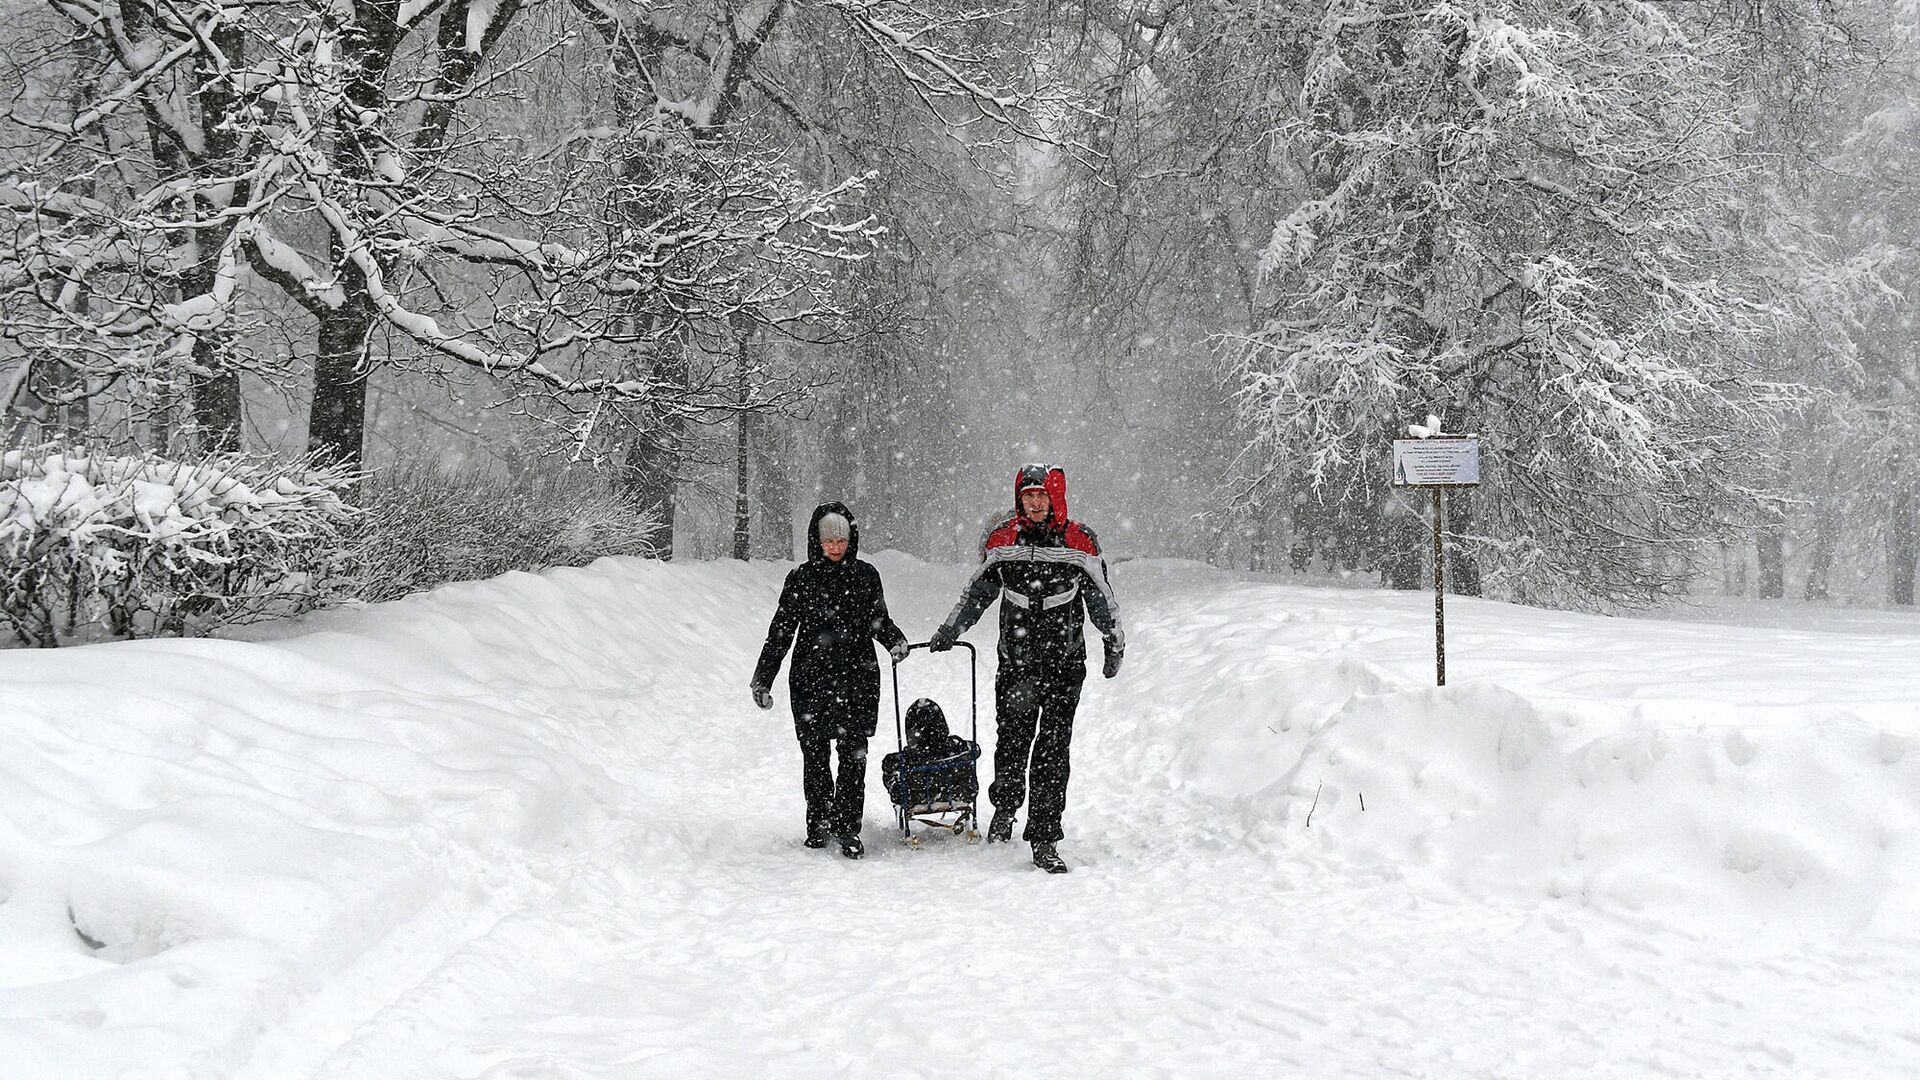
[883,641,983,846]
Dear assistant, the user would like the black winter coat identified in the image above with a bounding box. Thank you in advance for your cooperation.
[752,502,908,741]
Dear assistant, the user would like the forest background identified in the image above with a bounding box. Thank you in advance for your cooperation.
[3,0,1917,645]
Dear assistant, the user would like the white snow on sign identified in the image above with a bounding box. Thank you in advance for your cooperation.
[1393,437,1481,486]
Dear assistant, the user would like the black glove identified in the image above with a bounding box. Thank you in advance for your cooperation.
[751,684,773,710]
[928,624,957,652]
[1102,633,1124,679]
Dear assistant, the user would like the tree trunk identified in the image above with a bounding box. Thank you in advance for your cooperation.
[35,363,90,441]
[180,237,243,451]
[1891,450,1916,606]
[1248,497,1269,572]
[754,416,794,560]
[1287,484,1320,572]
[1803,504,1837,601]
[36,50,101,442]
[192,347,243,452]
[733,331,752,561]
[819,386,856,505]
[309,289,375,466]
[597,28,691,559]
[185,21,248,452]
[623,423,680,558]
[1721,543,1749,596]
[1445,488,1483,596]
[148,379,179,453]
[303,1,399,472]
[857,334,900,551]
[1755,515,1786,600]
[1381,499,1424,590]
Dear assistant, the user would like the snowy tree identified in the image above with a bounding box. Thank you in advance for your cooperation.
[1790,0,1920,604]
[0,0,283,450]
[1,0,876,486]
[1042,0,1314,565]
[1232,0,1806,606]
[1682,0,1870,600]
[545,0,1064,555]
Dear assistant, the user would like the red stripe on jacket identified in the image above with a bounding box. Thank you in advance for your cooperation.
[983,517,1101,557]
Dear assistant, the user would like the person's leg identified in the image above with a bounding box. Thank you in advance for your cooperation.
[799,736,833,844]
[830,735,870,840]
[1022,663,1087,844]
[988,666,1042,823]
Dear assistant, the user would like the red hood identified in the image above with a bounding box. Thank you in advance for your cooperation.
[1012,465,1069,531]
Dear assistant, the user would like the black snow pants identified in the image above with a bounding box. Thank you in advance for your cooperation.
[800,735,869,839]
[988,658,1087,843]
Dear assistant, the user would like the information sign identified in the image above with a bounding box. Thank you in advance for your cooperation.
[1392,438,1480,487]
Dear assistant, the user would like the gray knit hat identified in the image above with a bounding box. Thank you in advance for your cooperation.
[817,512,851,542]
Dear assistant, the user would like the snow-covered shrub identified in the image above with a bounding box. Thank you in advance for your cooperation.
[349,461,659,602]
[0,447,359,646]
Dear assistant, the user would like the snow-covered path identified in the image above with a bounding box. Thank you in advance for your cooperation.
[7,557,1920,1077]
[253,561,1920,1079]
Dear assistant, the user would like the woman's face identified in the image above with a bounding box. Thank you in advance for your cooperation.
[821,536,849,561]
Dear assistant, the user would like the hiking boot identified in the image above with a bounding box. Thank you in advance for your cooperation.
[1031,841,1068,874]
[804,823,830,849]
[986,809,1014,844]
[839,836,865,860]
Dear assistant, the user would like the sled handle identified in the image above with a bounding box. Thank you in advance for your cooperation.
[890,640,978,750]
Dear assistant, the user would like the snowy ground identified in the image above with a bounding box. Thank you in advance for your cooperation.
[4,555,1919,1078]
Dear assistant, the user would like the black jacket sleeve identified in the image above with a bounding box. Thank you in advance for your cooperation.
[1083,565,1121,645]
[940,562,1002,636]
[867,564,908,651]
[752,569,803,689]
[1078,529,1122,644]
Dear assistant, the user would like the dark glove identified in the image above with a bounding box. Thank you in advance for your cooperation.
[888,639,911,663]
[752,684,773,710]
[1102,633,1124,679]
[928,624,957,652]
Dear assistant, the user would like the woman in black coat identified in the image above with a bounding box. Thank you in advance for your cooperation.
[751,502,908,859]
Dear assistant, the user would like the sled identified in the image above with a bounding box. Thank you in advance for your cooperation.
[885,641,983,847]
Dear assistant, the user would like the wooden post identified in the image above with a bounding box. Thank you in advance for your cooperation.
[1434,486,1446,687]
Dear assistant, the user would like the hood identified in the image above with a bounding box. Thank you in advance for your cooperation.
[806,501,860,563]
[1011,464,1069,531]
[904,697,950,747]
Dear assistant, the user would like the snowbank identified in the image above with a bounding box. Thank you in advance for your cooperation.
[0,558,787,1078]
[1123,563,1920,939]
[3,554,1917,1076]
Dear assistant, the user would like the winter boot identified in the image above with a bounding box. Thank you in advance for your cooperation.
[839,836,865,860]
[1030,841,1068,874]
[804,821,831,849]
[986,809,1014,844]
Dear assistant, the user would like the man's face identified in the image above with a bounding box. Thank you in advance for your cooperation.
[822,536,849,561]
[1020,488,1051,522]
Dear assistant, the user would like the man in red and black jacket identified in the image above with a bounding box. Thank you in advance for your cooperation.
[929,464,1123,874]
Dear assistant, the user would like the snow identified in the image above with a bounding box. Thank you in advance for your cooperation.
[246,225,346,309]
[3,556,1919,1077]
[464,0,503,53]
[2,449,346,558]
[161,293,228,332]
[395,0,437,28]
